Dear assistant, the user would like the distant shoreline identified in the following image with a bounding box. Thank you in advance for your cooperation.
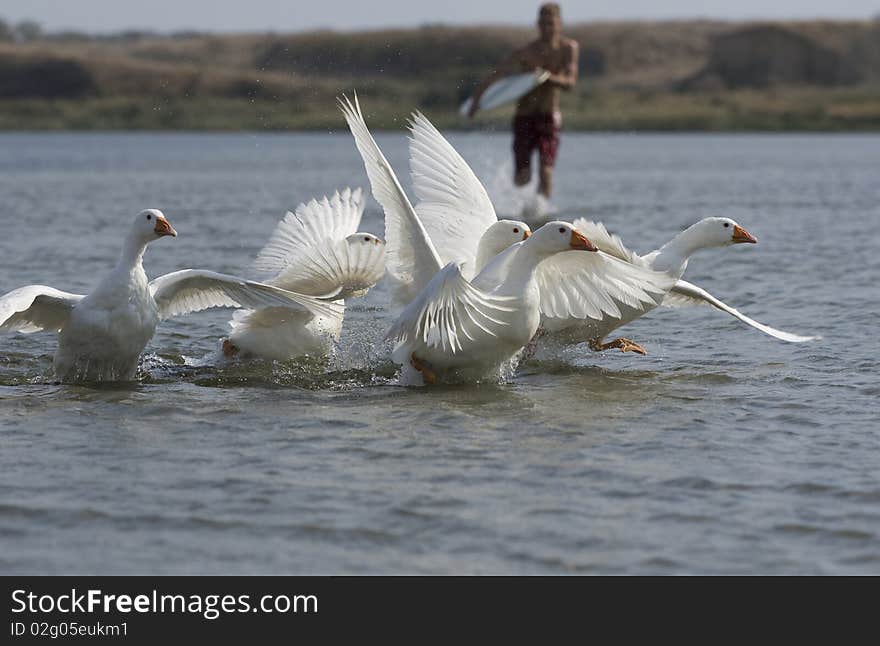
[2,92,877,132]
[2,19,878,131]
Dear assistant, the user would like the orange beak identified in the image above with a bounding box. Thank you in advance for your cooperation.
[522,230,531,241]
[154,216,177,237]
[731,224,756,244]
[570,229,598,251]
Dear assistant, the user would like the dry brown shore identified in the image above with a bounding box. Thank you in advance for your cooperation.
[1,20,879,131]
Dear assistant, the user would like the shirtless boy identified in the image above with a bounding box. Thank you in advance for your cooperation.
[468,3,579,199]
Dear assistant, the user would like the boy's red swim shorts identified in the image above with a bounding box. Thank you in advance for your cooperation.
[513,111,561,174]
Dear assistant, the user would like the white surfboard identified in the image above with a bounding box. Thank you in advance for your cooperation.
[459,69,551,117]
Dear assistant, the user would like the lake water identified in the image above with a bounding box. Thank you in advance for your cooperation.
[0,130,878,574]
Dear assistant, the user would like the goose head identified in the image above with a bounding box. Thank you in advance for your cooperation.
[340,232,386,297]
[475,220,532,271]
[482,220,531,254]
[690,217,757,248]
[526,221,598,256]
[345,231,384,249]
[131,209,177,244]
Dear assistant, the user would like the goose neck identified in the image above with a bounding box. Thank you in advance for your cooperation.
[117,235,148,271]
[653,228,705,275]
[496,244,546,293]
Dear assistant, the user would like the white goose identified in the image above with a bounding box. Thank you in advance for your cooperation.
[221,187,386,361]
[389,221,597,383]
[558,217,821,352]
[339,95,671,383]
[0,210,339,382]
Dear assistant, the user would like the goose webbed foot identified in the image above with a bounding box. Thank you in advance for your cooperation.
[588,337,648,355]
[410,352,437,385]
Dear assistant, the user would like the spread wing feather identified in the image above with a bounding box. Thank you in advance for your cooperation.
[536,251,674,321]
[252,187,365,278]
[0,285,83,333]
[408,111,498,274]
[339,94,443,304]
[271,236,386,300]
[664,279,820,343]
[149,270,342,321]
[570,218,645,266]
[386,263,518,354]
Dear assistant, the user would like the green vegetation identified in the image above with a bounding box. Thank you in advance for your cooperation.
[1,20,879,131]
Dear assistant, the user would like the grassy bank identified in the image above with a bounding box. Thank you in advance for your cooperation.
[1,20,879,131]
[2,86,879,132]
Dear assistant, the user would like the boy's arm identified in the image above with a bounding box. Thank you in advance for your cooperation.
[545,40,579,90]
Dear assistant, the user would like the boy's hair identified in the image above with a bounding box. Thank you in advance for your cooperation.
[539,3,561,19]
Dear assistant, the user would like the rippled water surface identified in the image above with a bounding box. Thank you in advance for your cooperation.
[1,131,878,574]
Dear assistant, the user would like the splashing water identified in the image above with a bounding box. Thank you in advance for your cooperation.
[485,159,559,227]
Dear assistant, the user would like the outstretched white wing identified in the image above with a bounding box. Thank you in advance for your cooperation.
[149,270,342,321]
[0,285,84,333]
[252,187,365,278]
[536,251,674,321]
[339,94,444,304]
[386,262,518,355]
[272,237,387,300]
[250,186,385,299]
[571,218,645,266]
[408,110,498,275]
[663,279,821,343]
